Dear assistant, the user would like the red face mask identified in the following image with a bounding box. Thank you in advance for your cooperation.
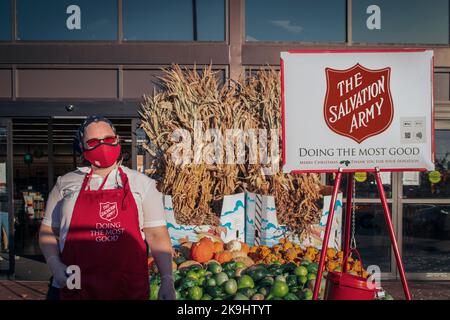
[83,143,121,168]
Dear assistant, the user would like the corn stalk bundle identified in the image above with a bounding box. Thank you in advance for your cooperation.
[241,68,323,236]
[140,65,323,234]
[140,65,247,225]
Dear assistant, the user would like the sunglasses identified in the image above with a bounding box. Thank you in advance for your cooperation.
[85,135,118,148]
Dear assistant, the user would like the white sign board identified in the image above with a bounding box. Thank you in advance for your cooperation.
[281,50,434,173]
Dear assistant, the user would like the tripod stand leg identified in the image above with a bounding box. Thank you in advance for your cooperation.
[343,172,354,272]
[374,169,412,300]
[313,169,343,300]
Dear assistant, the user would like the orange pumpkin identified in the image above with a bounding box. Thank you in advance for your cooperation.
[240,242,250,254]
[213,241,224,253]
[214,251,233,264]
[190,238,215,263]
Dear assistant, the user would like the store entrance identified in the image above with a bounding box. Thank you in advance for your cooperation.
[8,117,134,278]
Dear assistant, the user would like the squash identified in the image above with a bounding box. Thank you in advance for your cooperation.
[231,251,248,259]
[214,251,233,264]
[213,241,224,253]
[232,256,255,267]
[225,240,242,252]
[178,260,202,270]
[191,238,215,263]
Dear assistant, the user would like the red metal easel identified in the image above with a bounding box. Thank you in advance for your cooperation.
[312,167,412,300]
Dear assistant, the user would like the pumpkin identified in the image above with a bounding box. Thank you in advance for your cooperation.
[214,251,233,264]
[213,241,224,253]
[240,242,250,254]
[326,248,337,260]
[190,238,215,263]
[225,240,242,252]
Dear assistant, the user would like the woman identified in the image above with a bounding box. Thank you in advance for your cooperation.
[39,115,175,300]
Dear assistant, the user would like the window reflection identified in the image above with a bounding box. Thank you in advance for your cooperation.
[0,0,11,40]
[245,0,346,42]
[349,203,392,272]
[403,204,450,272]
[123,0,225,41]
[17,0,117,40]
[352,0,449,44]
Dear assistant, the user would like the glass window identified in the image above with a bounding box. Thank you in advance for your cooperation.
[245,0,346,42]
[123,0,225,41]
[403,130,450,199]
[0,0,11,40]
[327,172,392,199]
[403,204,450,272]
[17,0,117,40]
[350,203,392,272]
[352,0,449,44]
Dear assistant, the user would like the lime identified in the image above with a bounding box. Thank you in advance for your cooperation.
[222,261,237,271]
[197,277,205,286]
[223,279,238,295]
[237,275,255,289]
[233,293,250,300]
[207,262,222,274]
[201,294,212,300]
[188,286,203,300]
[298,275,308,285]
[270,280,289,298]
[307,263,319,274]
[307,273,316,281]
[214,272,229,286]
[294,266,308,277]
[197,269,207,277]
[206,278,217,287]
[302,288,313,300]
[186,270,199,280]
[225,269,235,279]
[235,262,246,269]
[284,293,299,300]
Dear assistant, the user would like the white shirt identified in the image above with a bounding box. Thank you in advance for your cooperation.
[42,165,166,253]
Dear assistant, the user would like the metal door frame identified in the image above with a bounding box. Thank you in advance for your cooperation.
[0,117,14,277]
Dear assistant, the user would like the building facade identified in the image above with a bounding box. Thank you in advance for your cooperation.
[1,0,450,281]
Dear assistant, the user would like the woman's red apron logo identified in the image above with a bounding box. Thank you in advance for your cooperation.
[323,63,394,144]
[99,202,118,221]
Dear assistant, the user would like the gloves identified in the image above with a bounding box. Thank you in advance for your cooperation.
[47,255,68,288]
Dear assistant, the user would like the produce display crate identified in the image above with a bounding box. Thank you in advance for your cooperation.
[245,192,343,249]
[164,193,246,245]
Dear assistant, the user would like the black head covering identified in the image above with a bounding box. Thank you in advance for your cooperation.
[74,115,117,154]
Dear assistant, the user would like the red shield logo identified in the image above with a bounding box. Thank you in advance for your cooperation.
[99,202,118,222]
[324,63,394,143]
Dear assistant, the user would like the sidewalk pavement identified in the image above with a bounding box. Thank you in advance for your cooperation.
[0,280,449,300]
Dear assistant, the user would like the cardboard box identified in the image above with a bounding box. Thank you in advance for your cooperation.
[164,193,246,245]
[245,192,343,249]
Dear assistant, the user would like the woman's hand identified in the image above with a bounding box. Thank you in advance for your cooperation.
[158,277,176,300]
[47,255,68,288]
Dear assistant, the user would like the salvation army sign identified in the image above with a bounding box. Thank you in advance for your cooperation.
[281,49,434,173]
[324,64,393,143]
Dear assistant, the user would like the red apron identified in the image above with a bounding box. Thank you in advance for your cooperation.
[60,167,149,300]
